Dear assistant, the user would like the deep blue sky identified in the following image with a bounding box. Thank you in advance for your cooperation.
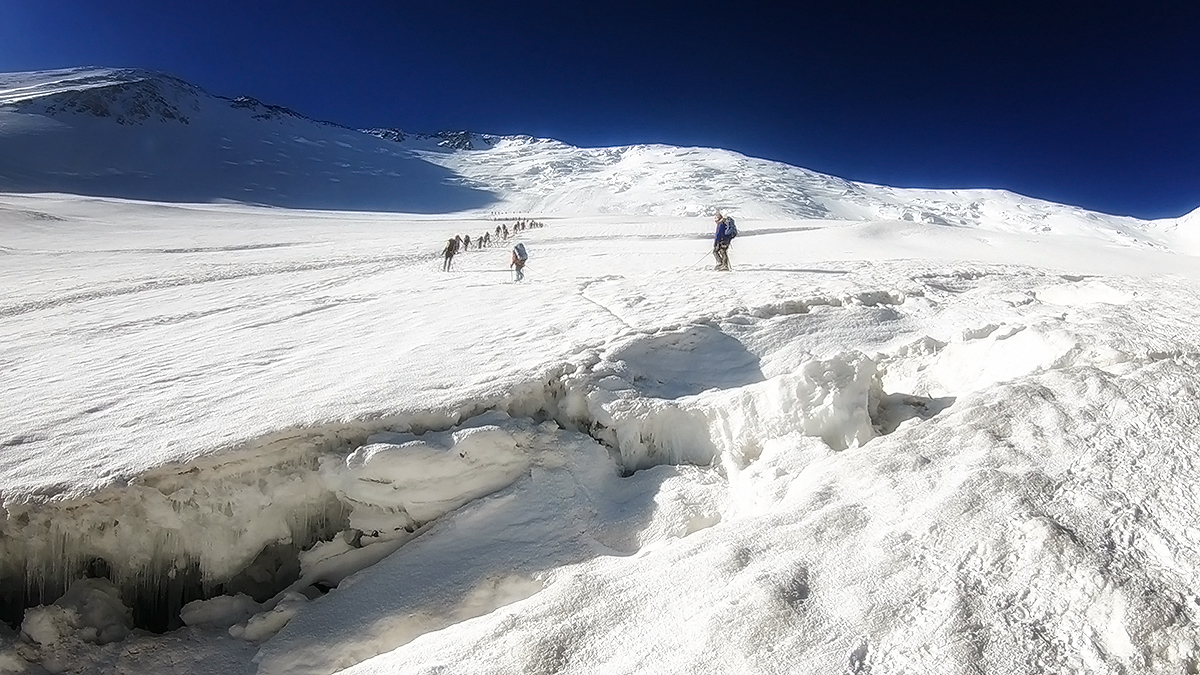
[2,0,1197,218]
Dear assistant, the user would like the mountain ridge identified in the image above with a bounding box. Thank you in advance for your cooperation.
[0,66,1192,250]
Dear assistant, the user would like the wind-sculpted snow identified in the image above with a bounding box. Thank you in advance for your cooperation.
[329,360,1200,675]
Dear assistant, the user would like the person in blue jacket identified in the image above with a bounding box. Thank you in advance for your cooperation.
[712,212,733,271]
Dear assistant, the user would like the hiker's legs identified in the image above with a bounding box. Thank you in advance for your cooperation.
[714,243,730,270]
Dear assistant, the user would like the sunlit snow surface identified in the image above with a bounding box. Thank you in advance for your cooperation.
[3,190,1200,674]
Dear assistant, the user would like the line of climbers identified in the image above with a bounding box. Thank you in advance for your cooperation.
[441,212,737,276]
[441,220,541,277]
[507,218,545,233]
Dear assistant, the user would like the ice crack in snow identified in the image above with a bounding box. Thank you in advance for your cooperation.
[0,331,947,641]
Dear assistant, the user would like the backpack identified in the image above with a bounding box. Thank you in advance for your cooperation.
[723,217,738,239]
[513,243,528,261]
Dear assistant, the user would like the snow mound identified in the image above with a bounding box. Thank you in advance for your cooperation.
[228,592,308,642]
[578,349,884,473]
[323,411,532,526]
[179,594,261,630]
[21,579,132,646]
[1035,280,1134,306]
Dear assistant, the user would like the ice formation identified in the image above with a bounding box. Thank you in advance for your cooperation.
[2,332,909,642]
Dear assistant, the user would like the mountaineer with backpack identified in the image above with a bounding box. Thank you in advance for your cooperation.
[511,242,528,282]
[712,211,737,271]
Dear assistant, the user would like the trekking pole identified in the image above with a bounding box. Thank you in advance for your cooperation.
[688,250,712,270]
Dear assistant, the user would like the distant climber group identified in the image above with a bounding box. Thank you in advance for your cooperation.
[440,219,544,279]
[440,212,738,278]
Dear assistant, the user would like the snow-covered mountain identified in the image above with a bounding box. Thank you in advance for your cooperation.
[0,66,1190,247]
[1153,204,1200,255]
[0,67,495,212]
[3,66,1200,675]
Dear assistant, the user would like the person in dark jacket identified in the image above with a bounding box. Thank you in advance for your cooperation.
[712,212,732,271]
[442,237,457,271]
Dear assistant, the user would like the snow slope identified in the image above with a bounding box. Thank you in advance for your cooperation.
[0,66,1190,242]
[2,65,1200,675]
[0,67,494,212]
[1153,205,1200,255]
[419,135,1167,248]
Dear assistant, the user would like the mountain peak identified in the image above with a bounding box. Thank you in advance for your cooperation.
[361,128,506,151]
[0,66,202,125]
[224,95,344,127]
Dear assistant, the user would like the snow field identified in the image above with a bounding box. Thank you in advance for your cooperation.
[1,191,1200,673]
